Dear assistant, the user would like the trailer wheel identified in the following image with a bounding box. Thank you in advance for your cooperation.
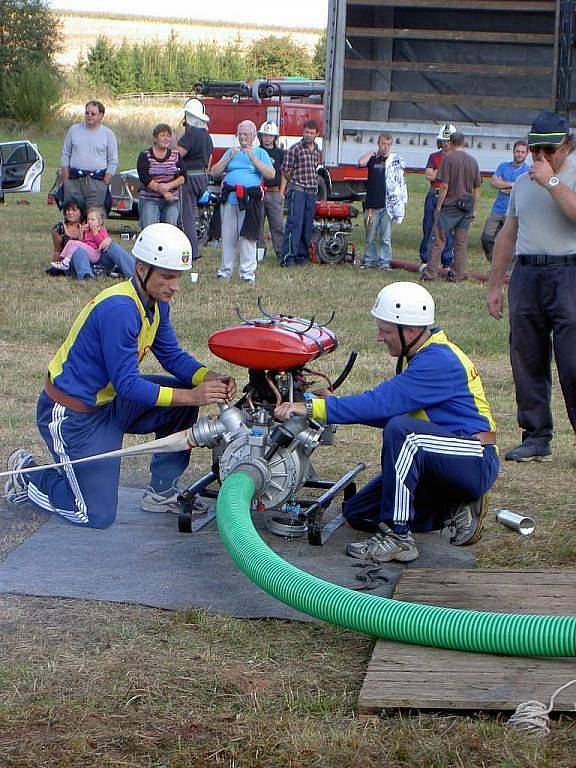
[316,177,328,201]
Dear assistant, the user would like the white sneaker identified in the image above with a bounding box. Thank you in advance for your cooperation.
[446,495,489,546]
[347,526,419,563]
[50,261,69,271]
[4,449,37,505]
[141,485,207,515]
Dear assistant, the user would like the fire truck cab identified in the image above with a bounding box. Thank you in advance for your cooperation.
[195,79,367,201]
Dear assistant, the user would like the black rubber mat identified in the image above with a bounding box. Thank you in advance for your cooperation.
[0,488,474,618]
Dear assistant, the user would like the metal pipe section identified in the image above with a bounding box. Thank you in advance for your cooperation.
[216,471,576,658]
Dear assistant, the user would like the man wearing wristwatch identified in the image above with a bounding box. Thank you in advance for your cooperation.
[487,110,576,463]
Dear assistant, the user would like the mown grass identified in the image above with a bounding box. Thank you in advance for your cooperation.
[0,114,575,766]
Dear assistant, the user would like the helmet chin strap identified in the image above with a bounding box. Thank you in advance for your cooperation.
[136,263,154,295]
[395,326,428,374]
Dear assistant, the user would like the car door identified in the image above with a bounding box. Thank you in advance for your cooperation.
[0,141,44,193]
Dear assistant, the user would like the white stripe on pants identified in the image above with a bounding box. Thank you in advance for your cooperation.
[218,202,257,281]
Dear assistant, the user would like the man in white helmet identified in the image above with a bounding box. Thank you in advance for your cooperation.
[419,123,456,269]
[176,99,213,261]
[257,121,285,260]
[5,224,236,528]
[275,282,499,563]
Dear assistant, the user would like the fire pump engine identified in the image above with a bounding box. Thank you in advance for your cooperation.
[194,79,368,201]
[177,299,363,545]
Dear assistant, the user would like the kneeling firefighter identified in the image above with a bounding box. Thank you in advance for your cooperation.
[275,281,499,563]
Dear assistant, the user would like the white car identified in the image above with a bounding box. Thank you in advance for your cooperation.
[0,140,44,201]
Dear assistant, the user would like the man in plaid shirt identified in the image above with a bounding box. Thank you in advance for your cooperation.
[279,120,321,267]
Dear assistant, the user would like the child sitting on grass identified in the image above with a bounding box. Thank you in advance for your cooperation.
[50,207,108,274]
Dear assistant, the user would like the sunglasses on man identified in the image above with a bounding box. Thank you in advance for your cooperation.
[529,141,569,156]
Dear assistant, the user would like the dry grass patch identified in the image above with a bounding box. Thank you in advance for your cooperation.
[0,122,575,765]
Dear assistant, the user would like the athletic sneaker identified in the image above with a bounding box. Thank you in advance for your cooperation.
[4,449,37,505]
[141,485,207,515]
[446,495,489,546]
[49,261,69,271]
[347,525,419,563]
[504,442,552,462]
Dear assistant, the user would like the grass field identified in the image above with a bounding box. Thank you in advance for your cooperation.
[0,115,575,766]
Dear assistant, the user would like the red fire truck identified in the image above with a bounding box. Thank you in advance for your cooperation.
[194,79,367,201]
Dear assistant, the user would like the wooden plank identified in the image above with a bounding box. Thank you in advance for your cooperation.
[346,26,555,44]
[358,570,576,713]
[344,59,553,77]
[343,89,551,109]
[347,0,556,10]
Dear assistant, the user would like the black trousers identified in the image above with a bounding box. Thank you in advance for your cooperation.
[508,263,576,443]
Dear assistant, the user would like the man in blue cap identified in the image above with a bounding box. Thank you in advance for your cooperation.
[487,110,576,462]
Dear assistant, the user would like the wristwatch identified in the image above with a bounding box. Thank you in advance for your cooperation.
[547,176,560,189]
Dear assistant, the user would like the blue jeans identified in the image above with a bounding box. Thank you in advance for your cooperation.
[139,196,180,229]
[364,208,392,267]
[419,187,454,265]
[71,241,135,280]
[280,188,316,265]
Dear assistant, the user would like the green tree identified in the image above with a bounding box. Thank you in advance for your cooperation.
[0,0,61,69]
[0,0,62,118]
[84,36,116,89]
[312,31,326,79]
[245,35,313,79]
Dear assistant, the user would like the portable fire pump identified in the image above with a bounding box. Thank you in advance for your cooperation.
[178,300,363,545]
[310,201,359,266]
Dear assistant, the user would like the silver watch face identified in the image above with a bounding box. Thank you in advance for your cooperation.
[548,176,560,188]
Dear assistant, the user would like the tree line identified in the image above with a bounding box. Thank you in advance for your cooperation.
[0,0,326,123]
[82,33,326,96]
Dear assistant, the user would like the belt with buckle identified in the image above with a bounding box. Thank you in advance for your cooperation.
[45,376,104,414]
[266,186,281,192]
[518,254,576,266]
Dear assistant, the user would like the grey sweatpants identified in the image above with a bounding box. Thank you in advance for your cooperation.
[63,177,108,210]
[180,172,208,261]
[257,191,285,258]
[217,202,257,282]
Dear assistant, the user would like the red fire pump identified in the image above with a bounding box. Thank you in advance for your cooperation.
[178,300,363,545]
[310,201,359,266]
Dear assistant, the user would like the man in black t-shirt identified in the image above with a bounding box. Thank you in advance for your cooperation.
[357,133,406,270]
[176,99,214,261]
[257,121,285,260]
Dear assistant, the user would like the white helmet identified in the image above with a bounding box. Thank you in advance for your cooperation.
[132,224,192,271]
[437,123,456,141]
[184,98,209,123]
[371,282,435,326]
[258,120,279,137]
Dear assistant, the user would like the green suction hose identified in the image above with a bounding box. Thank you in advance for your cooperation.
[216,471,576,658]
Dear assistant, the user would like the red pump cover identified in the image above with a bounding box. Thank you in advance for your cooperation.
[208,318,338,370]
[314,201,352,219]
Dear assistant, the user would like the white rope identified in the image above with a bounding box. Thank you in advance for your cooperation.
[506,679,576,737]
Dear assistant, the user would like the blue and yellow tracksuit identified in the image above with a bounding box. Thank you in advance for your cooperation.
[27,279,208,529]
[309,329,500,533]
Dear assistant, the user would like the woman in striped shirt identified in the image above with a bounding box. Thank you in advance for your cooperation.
[137,124,186,230]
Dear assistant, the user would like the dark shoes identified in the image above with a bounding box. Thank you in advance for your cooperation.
[504,442,552,462]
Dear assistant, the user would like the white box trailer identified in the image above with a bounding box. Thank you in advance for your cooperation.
[323,0,576,173]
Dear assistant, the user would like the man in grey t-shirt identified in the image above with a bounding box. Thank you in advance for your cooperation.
[423,131,481,282]
[487,110,576,462]
[60,100,118,210]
